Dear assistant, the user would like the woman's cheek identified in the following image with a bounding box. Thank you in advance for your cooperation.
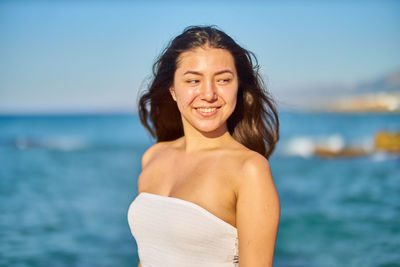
[182,88,197,105]
[176,89,196,110]
[222,86,238,103]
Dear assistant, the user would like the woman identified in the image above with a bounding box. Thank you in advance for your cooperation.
[128,25,280,267]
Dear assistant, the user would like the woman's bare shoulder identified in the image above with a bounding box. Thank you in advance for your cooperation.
[223,141,269,173]
[141,139,179,169]
[138,140,179,194]
[241,150,270,174]
[220,144,269,192]
[235,149,274,191]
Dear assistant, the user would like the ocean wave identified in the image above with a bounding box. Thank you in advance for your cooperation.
[284,136,316,158]
[283,134,376,158]
[284,134,346,158]
[369,152,399,162]
[10,136,89,151]
[281,134,400,160]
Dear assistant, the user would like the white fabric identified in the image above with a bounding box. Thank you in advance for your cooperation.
[128,192,239,267]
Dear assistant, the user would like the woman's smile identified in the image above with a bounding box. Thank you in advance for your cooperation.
[194,106,222,117]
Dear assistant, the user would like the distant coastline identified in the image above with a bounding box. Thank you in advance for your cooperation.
[276,69,400,113]
[326,92,400,113]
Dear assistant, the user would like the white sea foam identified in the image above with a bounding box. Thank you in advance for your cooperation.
[284,134,346,157]
[15,136,88,151]
[284,136,315,158]
[316,134,345,152]
[41,136,88,151]
[283,134,398,159]
[369,152,399,162]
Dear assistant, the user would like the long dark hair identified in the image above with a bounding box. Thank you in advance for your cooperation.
[138,25,279,159]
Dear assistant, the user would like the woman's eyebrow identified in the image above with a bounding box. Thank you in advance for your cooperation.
[215,70,234,76]
[183,70,234,76]
[183,71,202,76]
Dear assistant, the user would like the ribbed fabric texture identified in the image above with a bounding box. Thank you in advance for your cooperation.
[128,192,239,267]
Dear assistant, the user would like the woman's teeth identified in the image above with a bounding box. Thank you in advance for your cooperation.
[197,107,216,113]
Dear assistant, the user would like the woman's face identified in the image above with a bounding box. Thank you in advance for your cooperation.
[170,46,238,136]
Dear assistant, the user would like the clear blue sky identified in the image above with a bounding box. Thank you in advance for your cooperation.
[0,1,399,113]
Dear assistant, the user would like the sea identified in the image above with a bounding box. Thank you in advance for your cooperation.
[0,111,399,267]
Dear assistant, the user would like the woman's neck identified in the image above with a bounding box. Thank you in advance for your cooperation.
[180,121,234,153]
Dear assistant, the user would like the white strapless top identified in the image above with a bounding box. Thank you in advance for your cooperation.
[127,192,239,267]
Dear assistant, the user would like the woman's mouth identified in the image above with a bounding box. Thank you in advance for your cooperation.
[194,106,221,117]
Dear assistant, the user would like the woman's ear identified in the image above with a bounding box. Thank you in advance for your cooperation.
[169,87,177,101]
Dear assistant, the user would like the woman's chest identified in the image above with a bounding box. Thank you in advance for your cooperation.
[139,157,240,228]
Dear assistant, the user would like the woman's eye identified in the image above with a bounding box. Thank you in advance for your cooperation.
[186,80,199,84]
[218,78,231,83]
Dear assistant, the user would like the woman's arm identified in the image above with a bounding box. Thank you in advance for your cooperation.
[138,262,142,267]
[236,154,281,267]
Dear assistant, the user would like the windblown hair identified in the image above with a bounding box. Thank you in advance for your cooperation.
[138,25,279,159]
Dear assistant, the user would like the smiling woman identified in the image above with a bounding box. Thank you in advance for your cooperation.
[128,26,280,267]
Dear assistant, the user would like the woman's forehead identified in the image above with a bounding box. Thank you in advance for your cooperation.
[176,47,236,73]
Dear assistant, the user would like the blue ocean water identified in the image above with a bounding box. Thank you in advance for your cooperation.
[0,112,399,267]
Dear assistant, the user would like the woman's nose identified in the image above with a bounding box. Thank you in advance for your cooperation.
[199,80,217,101]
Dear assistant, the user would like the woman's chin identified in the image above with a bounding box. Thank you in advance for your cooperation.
[181,114,230,136]
[194,123,228,136]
